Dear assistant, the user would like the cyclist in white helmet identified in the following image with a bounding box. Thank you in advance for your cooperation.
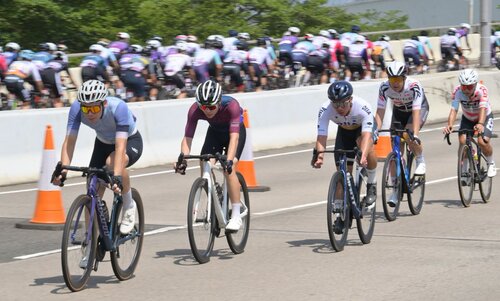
[174,80,246,231]
[52,79,143,235]
[443,69,496,178]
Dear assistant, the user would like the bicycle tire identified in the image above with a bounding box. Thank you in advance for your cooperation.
[226,172,250,254]
[187,177,216,264]
[381,152,401,221]
[327,172,350,252]
[111,188,145,280]
[457,144,475,207]
[355,168,376,244]
[478,153,492,203]
[407,152,425,215]
[61,195,97,292]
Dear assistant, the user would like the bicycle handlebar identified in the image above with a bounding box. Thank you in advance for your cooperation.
[175,152,229,173]
[444,129,485,146]
[312,147,362,165]
[51,161,114,187]
[378,127,421,145]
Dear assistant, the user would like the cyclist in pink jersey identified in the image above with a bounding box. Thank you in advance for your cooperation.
[443,69,496,177]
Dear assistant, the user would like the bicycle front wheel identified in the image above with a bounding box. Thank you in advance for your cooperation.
[111,188,145,280]
[407,152,425,215]
[187,177,215,264]
[356,168,376,244]
[457,144,475,207]
[226,172,250,254]
[381,152,401,221]
[61,195,97,292]
[478,153,492,203]
[327,172,350,252]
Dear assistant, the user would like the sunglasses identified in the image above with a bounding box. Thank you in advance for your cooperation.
[388,76,404,84]
[81,104,102,114]
[199,104,218,111]
[461,84,476,91]
[331,99,351,108]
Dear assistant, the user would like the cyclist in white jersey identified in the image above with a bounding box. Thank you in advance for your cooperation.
[52,80,143,235]
[163,42,194,99]
[248,38,275,91]
[312,81,378,205]
[376,61,429,177]
[443,69,496,178]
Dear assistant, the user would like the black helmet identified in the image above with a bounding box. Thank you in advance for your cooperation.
[351,25,361,33]
[420,30,428,36]
[235,40,248,50]
[327,81,353,102]
[411,35,419,41]
[228,29,238,37]
[256,37,267,46]
[39,43,50,51]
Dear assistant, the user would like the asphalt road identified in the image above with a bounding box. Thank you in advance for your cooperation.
[1,124,500,300]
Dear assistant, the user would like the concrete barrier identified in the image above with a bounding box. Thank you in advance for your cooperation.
[0,69,498,186]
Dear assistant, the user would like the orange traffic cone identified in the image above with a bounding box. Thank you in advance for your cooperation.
[374,135,392,160]
[16,125,65,230]
[236,110,270,192]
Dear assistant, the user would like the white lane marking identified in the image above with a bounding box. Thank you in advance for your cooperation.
[13,174,462,260]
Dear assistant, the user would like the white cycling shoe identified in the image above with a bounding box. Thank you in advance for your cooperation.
[226,216,242,232]
[487,162,497,177]
[120,201,136,235]
[387,192,399,208]
[414,162,426,175]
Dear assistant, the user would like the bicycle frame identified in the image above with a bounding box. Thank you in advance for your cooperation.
[333,152,362,219]
[391,134,412,191]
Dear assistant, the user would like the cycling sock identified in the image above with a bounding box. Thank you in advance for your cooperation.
[367,168,377,184]
[416,155,425,163]
[231,203,241,219]
[122,189,134,210]
[486,155,494,164]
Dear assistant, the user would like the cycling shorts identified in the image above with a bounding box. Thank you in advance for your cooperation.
[201,124,246,160]
[334,125,377,165]
[460,114,494,139]
[120,70,146,97]
[89,131,143,169]
[391,102,429,130]
[40,68,63,97]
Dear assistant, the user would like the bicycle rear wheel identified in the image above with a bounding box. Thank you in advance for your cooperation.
[226,172,250,254]
[187,177,216,264]
[407,152,425,215]
[457,144,475,207]
[478,153,492,203]
[61,195,97,292]
[355,168,376,244]
[381,152,401,221]
[111,188,145,280]
[327,172,350,252]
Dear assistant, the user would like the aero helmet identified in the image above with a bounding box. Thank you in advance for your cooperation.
[386,61,407,77]
[77,80,108,104]
[458,69,478,85]
[195,80,222,106]
[328,81,353,102]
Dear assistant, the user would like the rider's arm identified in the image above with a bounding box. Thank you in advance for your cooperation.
[181,136,192,155]
[227,132,239,162]
[376,83,388,128]
[113,137,127,177]
[60,134,77,165]
[411,109,421,137]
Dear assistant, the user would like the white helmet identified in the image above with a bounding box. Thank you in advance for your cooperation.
[283,31,291,36]
[176,41,188,52]
[288,27,300,34]
[146,39,162,49]
[319,30,331,38]
[238,32,250,40]
[386,61,407,77]
[460,23,471,29]
[77,80,108,104]
[117,32,130,39]
[130,44,143,53]
[46,42,57,51]
[5,42,20,51]
[458,69,478,85]
[355,35,366,43]
[89,44,104,52]
[187,35,198,42]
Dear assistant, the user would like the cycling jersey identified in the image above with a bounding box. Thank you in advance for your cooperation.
[248,46,273,66]
[440,34,461,48]
[184,95,243,138]
[67,96,137,144]
[99,48,118,67]
[32,51,53,70]
[223,37,238,52]
[403,40,425,56]
[224,49,249,65]
[164,53,192,76]
[6,60,41,80]
[108,41,129,56]
[378,78,428,112]
[317,95,375,135]
[119,54,149,72]
[292,41,316,55]
[80,54,106,69]
[2,52,17,66]
[193,48,221,67]
[418,36,433,50]
[451,83,491,122]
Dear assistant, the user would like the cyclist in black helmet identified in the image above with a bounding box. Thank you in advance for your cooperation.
[312,80,378,206]
[174,80,247,231]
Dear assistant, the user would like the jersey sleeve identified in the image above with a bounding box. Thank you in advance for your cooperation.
[451,86,461,111]
[478,85,489,109]
[184,103,200,138]
[360,103,375,133]
[228,100,242,134]
[410,81,424,110]
[317,101,331,136]
[377,83,389,109]
[114,101,131,139]
[66,101,82,136]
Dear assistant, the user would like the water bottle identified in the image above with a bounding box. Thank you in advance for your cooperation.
[472,148,478,163]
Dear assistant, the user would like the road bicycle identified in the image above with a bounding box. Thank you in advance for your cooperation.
[445,129,492,207]
[52,162,144,292]
[176,153,250,264]
[379,124,426,221]
[313,148,376,252]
